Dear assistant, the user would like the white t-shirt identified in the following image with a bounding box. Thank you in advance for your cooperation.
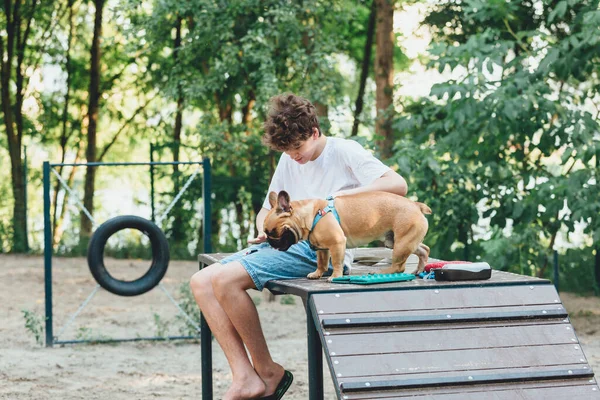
[262,137,391,267]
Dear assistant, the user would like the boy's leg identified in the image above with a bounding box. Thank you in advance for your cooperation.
[190,263,274,399]
[192,242,322,397]
[210,262,286,396]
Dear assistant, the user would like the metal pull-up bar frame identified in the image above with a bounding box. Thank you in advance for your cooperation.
[42,158,212,347]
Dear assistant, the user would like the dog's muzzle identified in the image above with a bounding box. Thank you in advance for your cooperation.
[266,228,298,251]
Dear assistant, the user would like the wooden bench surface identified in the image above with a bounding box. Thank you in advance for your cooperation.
[198,248,546,299]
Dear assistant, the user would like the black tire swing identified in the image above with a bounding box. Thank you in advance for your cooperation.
[87,215,170,297]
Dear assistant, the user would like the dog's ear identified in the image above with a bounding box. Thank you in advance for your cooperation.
[268,191,278,208]
[277,190,292,212]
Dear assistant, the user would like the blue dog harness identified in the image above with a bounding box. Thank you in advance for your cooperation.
[307,196,341,251]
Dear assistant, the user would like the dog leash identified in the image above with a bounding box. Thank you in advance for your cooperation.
[307,196,341,251]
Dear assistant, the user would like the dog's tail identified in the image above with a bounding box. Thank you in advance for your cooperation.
[416,202,432,215]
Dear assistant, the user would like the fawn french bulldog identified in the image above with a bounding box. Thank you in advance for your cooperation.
[263,190,431,281]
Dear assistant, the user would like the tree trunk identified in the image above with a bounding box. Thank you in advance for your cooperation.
[53,0,76,247]
[375,0,394,159]
[80,0,104,247]
[314,101,328,120]
[172,16,185,242]
[241,90,255,134]
[351,0,376,137]
[0,0,36,252]
[595,246,600,295]
[9,141,27,252]
[217,96,233,126]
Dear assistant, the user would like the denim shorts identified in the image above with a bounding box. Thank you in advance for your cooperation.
[219,241,348,291]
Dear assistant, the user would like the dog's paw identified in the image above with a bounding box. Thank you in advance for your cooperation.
[379,266,397,274]
[307,271,323,280]
[327,273,343,282]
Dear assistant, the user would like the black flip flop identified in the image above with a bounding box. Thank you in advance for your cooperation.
[260,370,293,400]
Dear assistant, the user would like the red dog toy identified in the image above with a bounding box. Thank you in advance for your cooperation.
[424,260,471,273]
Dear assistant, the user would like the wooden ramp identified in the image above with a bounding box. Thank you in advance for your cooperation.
[198,249,600,399]
[310,282,600,399]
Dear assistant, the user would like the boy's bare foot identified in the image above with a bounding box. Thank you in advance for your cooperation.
[223,371,266,400]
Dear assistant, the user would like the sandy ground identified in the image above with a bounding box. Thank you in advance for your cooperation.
[1,254,599,399]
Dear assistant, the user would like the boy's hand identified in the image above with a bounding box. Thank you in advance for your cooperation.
[248,232,267,244]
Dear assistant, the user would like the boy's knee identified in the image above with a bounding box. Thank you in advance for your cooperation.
[210,272,230,300]
[189,267,214,298]
[210,261,251,298]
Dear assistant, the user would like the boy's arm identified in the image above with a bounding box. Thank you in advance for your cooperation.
[335,170,407,197]
[248,207,270,244]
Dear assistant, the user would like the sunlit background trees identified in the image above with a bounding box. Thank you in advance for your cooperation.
[1,0,598,292]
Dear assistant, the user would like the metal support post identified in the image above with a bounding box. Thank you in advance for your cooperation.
[43,161,53,347]
[306,296,324,399]
[202,157,212,253]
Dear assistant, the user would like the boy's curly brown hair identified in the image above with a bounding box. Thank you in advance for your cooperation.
[262,93,322,151]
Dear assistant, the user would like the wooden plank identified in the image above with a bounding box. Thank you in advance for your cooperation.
[337,363,594,387]
[322,318,568,336]
[321,308,567,328]
[342,381,600,399]
[340,368,593,392]
[318,304,568,327]
[312,285,560,315]
[330,344,587,378]
[325,323,579,356]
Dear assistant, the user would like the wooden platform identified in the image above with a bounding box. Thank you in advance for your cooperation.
[198,248,544,299]
[198,248,600,399]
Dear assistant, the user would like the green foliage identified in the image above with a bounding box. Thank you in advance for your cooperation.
[394,0,600,279]
[152,312,169,338]
[104,232,153,260]
[75,326,94,341]
[149,149,205,260]
[22,309,44,346]
[174,282,202,337]
[197,120,272,251]
[75,326,112,343]
[556,248,600,294]
[117,0,362,252]
[2,0,596,296]
[279,294,296,305]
